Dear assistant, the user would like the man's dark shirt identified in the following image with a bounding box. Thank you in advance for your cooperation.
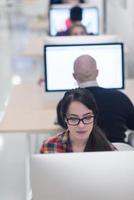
[56,29,70,36]
[86,86,134,142]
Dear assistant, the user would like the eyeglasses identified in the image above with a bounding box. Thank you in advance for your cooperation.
[66,115,94,126]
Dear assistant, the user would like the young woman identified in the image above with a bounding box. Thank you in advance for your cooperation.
[40,88,115,153]
[69,23,87,35]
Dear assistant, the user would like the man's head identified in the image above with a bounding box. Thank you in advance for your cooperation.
[70,6,82,23]
[73,55,98,84]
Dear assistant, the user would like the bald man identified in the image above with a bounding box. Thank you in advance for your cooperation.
[73,54,134,143]
[73,55,98,84]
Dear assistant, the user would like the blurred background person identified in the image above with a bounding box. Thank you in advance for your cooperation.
[63,0,85,4]
[50,0,85,5]
[69,23,87,35]
[56,6,83,36]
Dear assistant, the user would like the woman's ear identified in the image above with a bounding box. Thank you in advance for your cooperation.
[64,118,69,128]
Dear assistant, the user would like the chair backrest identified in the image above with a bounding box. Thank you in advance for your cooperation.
[128,132,134,147]
[113,142,134,151]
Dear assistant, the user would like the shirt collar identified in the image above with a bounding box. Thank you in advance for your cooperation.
[79,80,98,88]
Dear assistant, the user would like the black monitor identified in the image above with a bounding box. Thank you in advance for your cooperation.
[44,43,124,92]
[49,5,99,36]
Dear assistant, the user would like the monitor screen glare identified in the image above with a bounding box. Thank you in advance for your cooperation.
[44,43,124,91]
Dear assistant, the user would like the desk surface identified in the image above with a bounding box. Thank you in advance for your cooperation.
[0,83,62,133]
[29,18,48,31]
[0,80,133,133]
[21,34,121,57]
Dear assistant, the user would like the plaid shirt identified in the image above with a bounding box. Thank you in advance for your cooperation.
[40,131,116,153]
[40,131,73,153]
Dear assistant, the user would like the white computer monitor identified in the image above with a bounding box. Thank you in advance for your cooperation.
[49,4,99,36]
[44,43,124,92]
[30,151,134,200]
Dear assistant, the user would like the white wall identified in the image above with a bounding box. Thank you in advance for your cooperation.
[0,10,13,110]
[85,0,104,33]
[106,0,134,78]
[21,0,49,17]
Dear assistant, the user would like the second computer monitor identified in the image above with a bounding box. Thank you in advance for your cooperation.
[44,43,124,92]
[49,5,99,36]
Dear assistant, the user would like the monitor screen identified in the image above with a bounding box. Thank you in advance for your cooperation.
[49,5,99,36]
[44,43,124,92]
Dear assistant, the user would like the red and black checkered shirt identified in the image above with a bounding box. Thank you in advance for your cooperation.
[40,131,73,153]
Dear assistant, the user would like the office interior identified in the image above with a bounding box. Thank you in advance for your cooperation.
[0,0,134,200]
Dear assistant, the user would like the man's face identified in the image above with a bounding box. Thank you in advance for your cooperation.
[70,26,87,35]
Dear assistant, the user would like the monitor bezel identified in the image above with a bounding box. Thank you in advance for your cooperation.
[44,42,124,92]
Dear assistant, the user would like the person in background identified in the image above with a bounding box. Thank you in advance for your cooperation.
[56,6,83,36]
[63,0,85,3]
[50,0,85,5]
[73,54,134,143]
[40,88,115,153]
[69,23,87,35]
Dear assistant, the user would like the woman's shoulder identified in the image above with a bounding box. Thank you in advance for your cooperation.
[40,131,69,153]
[44,132,64,144]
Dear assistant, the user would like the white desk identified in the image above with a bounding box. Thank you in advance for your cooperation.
[21,34,121,57]
[21,35,45,57]
[0,79,133,133]
[29,18,48,31]
[0,83,62,133]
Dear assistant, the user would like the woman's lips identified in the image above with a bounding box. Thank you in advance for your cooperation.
[77,131,86,134]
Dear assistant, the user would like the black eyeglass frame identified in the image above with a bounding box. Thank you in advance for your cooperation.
[66,115,94,126]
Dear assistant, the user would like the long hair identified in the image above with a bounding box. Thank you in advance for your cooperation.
[84,126,114,151]
[57,88,114,151]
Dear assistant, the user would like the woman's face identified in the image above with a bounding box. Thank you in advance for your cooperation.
[66,101,94,143]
